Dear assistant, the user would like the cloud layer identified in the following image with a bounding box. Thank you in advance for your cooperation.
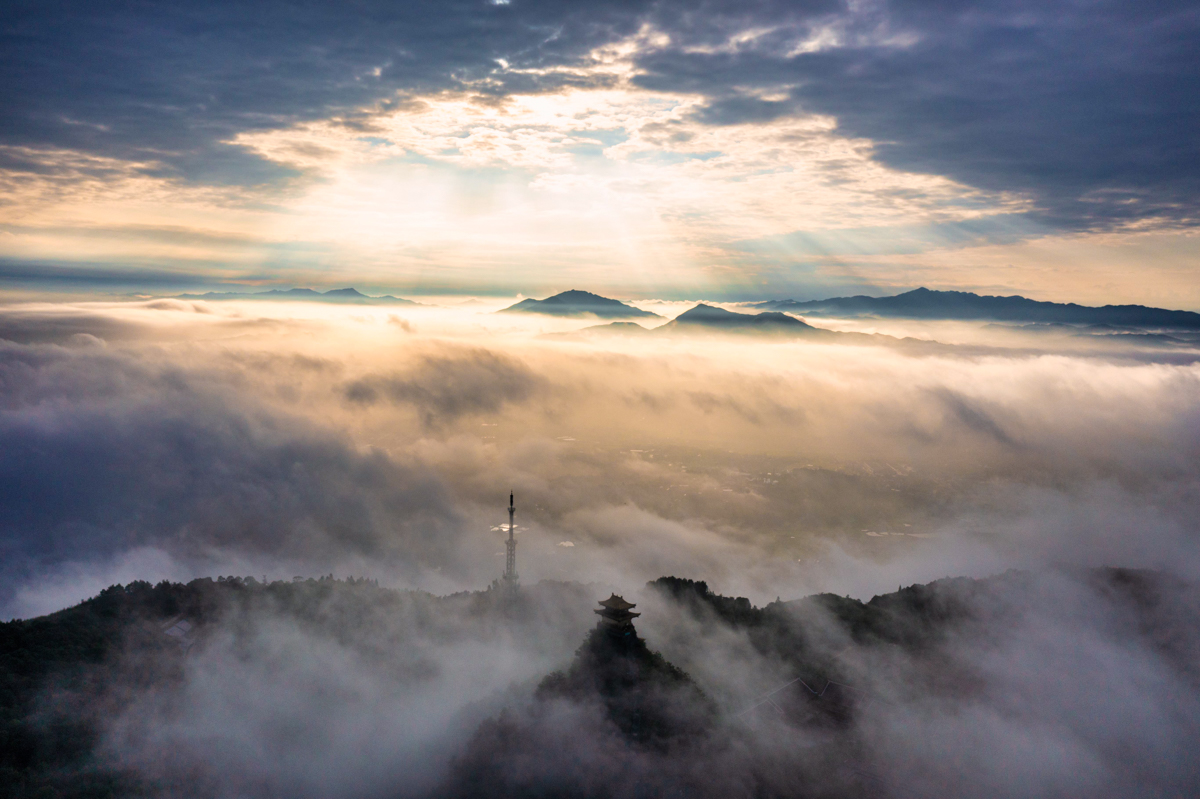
[1,297,1198,796]
[2,299,1198,617]
[4,0,1195,224]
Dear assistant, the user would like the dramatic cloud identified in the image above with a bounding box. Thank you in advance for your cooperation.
[2,0,1197,300]
[0,0,653,183]
[635,0,1200,230]
[5,0,1193,226]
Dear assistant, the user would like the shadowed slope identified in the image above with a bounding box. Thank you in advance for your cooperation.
[443,619,715,799]
[536,626,714,745]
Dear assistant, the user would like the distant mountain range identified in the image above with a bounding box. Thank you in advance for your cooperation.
[176,287,421,305]
[564,303,879,343]
[499,290,660,319]
[751,287,1200,329]
[559,302,1200,360]
[172,286,1200,331]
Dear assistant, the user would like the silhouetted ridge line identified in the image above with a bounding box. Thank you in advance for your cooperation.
[175,287,421,304]
[498,290,661,318]
[657,303,837,338]
[752,287,1200,328]
[670,303,813,327]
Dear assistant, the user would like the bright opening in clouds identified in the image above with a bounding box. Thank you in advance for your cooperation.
[1,0,1197,302]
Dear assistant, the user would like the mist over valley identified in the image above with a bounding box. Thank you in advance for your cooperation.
[1,293,1198,797]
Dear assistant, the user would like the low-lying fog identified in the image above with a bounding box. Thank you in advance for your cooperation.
[2,295,1199,797]
[4,296,1197,616]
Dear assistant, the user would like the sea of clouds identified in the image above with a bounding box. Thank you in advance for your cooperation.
[2,296,1199,796]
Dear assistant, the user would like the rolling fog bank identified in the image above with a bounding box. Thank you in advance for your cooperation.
[2,298,1198,616]
[1,296,1199,796]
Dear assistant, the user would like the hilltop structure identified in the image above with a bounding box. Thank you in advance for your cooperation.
[594,594,640,636]
[502,492,518,593]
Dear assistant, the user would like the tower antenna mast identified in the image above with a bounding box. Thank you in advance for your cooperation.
[503,491,518,591]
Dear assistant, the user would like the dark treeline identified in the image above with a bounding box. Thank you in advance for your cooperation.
[0,575,575,798]
[651,568,1200,701]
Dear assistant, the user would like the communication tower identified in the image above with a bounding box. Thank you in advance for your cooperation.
[503,491,518,591]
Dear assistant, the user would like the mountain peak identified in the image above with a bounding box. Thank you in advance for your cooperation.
[671,303,815,330]
[542,290,610,303]
[499,291,660,319]
[676,303,734,317]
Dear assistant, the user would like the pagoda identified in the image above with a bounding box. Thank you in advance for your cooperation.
[594,594,641,636]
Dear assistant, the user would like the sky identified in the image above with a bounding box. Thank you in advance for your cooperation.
[2,0,1198,303]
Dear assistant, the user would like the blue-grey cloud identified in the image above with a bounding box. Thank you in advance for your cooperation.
[0,336,467,615]
[0,0,663,184]
[0,259,207,289]
[635,0,1200,229]
[7,0,1194,234]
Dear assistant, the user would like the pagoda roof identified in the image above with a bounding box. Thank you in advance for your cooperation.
[598,594,636,610]
[594,607,640,619]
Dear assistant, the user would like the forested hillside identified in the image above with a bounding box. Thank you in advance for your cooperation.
[2,568,1197,798]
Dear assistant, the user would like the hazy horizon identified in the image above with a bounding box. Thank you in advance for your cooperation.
[4,296,1198,621]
